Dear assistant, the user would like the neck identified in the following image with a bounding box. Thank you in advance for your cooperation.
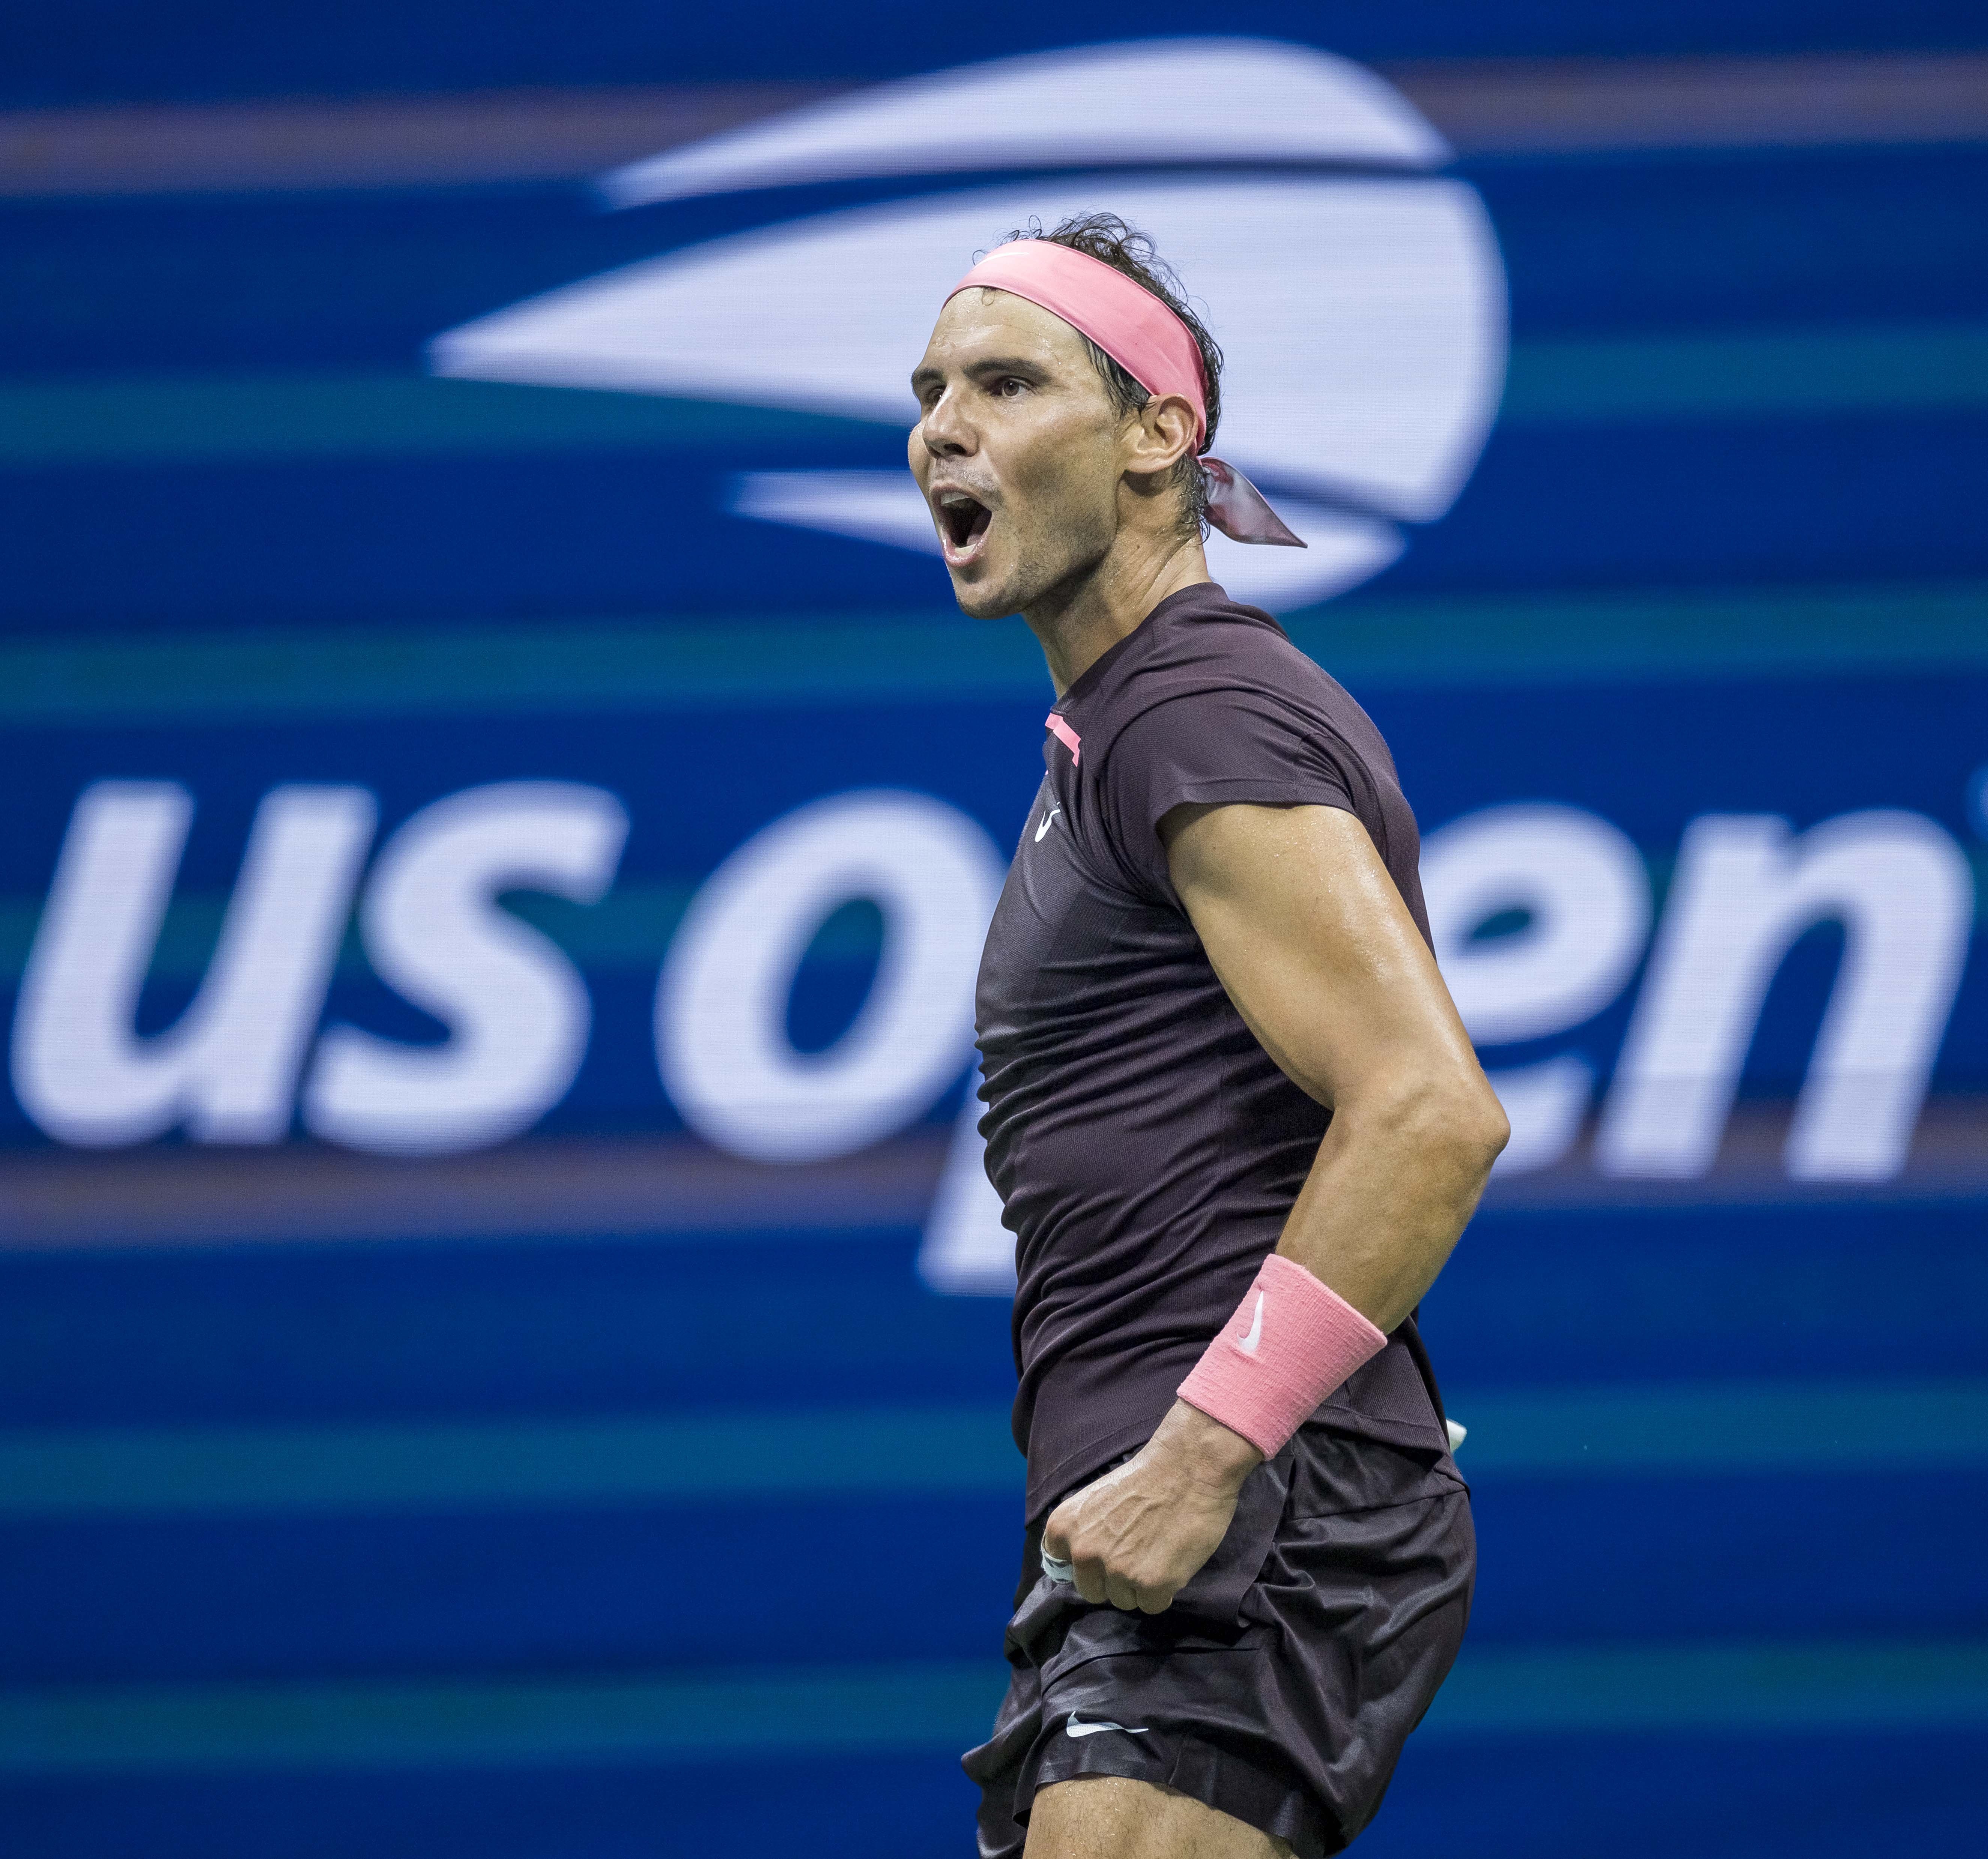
[1023,526,1211,696]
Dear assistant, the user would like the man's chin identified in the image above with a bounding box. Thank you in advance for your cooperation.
[945,566,1021,621]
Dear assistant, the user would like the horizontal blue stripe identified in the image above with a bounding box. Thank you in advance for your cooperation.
[4,1198,1984,1429]
[2,1639,1983,1772]
[1391,412,1986,596]
[1499,321,1988,423]
[0,375,887,467]
[1423,1197,1988,1390]
[0,1488,1023,1683]
[0,1662,1009,1772]
[3,417,1982,631]
[1471,142,1988,340]
[6,1468,1982,1686]
[0,1406,1021,1516]
[3,323,1979,468]
[0,583,1983,729]
[1379,1727,1985,1859]
[1,1380,1980,1518]
[0,614,1046,723]
[1426,1639,1988,1735]
[1464,1466,1988,1646]
[1450,1378,1988,1477]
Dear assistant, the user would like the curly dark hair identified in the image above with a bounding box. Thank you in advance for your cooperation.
[994,212,1225,540]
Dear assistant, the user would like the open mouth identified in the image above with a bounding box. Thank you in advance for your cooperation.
[933,488,994,564]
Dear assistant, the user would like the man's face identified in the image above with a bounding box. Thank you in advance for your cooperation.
[908,290,1126,619]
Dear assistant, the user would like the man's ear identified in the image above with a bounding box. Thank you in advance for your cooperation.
[1126,393,1200,478]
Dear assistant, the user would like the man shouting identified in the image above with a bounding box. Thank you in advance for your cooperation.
[909,213,1509,1859]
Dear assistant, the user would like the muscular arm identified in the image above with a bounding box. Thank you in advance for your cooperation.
[1044,802,1508,1613]
[1168,800,1508,1324]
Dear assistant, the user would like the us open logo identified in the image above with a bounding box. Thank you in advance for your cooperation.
[12,51,1967,1273]
[429,38,1509,614]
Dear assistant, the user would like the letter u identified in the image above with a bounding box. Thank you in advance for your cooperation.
[11,782,376,1146]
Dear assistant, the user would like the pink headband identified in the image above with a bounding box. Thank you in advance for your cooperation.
[944,239,1303,549]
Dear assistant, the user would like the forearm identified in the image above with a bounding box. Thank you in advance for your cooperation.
[1048,1080,1502,1603]
[1275,1075,1504,1333]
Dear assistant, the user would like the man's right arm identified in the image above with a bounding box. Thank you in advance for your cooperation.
[1162,798,1507,1331]
[1043,799,1504,1614]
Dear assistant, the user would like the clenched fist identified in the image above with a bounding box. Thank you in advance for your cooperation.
[1041,1400,1265,1613]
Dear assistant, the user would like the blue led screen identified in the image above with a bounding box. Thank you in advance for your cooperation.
[1,10,1984,1857]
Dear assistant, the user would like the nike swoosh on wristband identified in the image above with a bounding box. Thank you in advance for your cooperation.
[1239,1290,1265,1354]
[1066,1716,1150,1739]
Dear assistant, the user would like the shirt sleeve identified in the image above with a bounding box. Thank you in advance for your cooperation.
[1098,686,1361,896]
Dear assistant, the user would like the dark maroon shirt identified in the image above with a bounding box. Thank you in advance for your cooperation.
[974,582,1453,1519]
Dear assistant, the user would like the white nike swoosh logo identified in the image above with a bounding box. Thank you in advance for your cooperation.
[1034,806,1062,842]
[1239,1291,1265,1355]
[1066,1716,1149,1739]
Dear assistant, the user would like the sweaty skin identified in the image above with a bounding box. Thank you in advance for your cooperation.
[909,287,1205,692]
[1026,1772,1297,1859]
[912,272,1508,1855]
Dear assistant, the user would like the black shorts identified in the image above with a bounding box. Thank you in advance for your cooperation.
[963,1422,1474,1859]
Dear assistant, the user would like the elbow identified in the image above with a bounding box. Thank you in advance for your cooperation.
[1385,1066,1509,1187]
[1462,1078,1511,1178]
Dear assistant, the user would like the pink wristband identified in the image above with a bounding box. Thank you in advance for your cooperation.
[1176,1253,1388,1459]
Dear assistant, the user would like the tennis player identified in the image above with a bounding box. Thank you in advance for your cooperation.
[908,214,1510,1858]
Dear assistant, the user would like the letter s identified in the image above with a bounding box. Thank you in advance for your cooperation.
[303,783,628,1155]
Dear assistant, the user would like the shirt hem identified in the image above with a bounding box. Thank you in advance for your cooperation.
[1148,777,1356,824]
[1024,1412,1172,1523]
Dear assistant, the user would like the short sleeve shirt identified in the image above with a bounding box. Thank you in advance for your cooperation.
[974,582,1450,1519]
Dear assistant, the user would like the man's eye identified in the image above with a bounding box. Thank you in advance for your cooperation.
[996,377,1027,397]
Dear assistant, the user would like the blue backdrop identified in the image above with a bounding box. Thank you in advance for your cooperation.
[1,8,1984,1856]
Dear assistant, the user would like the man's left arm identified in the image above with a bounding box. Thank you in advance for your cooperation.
[1043,801,1509,1614]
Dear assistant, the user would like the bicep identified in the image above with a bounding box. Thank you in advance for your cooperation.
[1162,802,1478,1107]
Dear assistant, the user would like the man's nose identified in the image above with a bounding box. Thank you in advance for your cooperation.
[920,387,974,456]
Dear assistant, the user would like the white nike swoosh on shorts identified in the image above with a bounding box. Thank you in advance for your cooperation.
[1065,1715,1150,1739]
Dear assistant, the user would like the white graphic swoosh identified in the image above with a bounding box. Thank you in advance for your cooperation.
[1035,806,1062,842]
[1239,1291,1265,1354]
[600,42,1447,208]
[1066,1715,1150,1739]
[431,177,1503,523]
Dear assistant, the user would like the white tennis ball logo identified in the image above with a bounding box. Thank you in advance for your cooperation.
[433,39,1507,613]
